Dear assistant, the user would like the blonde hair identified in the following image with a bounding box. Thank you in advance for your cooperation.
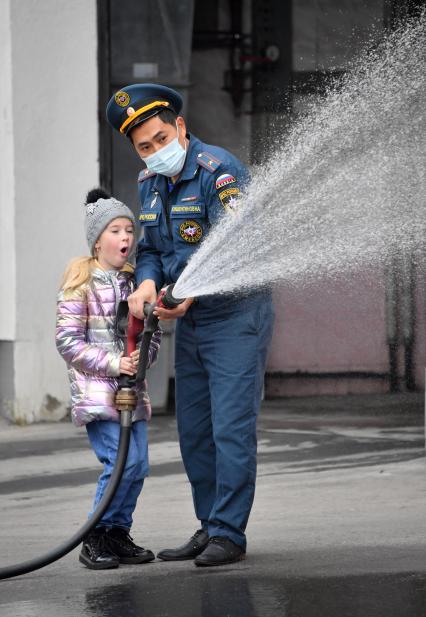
[59,256,134,293]
[60,256,97,292]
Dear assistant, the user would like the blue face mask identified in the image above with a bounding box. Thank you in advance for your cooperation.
[142,124,187,177]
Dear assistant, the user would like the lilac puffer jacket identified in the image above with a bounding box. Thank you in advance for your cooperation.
[56,265,161,427]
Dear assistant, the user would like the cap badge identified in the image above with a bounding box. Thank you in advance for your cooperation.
[115,91,130,107]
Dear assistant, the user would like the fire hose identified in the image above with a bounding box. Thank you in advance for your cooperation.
[0,284,184,580]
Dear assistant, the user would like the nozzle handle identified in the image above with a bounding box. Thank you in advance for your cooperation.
[157,284,186,310]
[116,300,144,355]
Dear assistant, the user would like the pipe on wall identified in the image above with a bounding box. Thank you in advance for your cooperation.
[384,251,416,393]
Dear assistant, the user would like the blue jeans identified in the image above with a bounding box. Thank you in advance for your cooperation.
[86,419,149,530]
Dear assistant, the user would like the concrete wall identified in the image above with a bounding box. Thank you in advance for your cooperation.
[267,270,390,396]
[267,259,426,397]
[187,47,252,165]
[293,0,385,71]
[187,0,252,163]
[0,0,99,423]
[0,0,15,342]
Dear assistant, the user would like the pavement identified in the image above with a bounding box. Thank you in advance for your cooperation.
[0,392,426,617]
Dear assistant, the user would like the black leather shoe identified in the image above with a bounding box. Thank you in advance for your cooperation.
[157,529,209,561]
[194,537,245,567]
[79,527,120,570]
[106,527,155,564]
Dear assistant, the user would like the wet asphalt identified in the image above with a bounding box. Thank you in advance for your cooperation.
[1,393,426,617]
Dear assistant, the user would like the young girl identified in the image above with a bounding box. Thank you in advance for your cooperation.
[56,188,161,570]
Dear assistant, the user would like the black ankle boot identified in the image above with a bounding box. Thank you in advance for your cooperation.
[157,529,209,561]
[107,527,155,564]
[79,527,120,570]
[194,537,245,567]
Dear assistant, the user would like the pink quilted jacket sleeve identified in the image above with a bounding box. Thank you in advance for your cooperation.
[56,286,121,377]
[147,327,162,368]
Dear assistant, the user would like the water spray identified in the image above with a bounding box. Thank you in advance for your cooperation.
[173,14,426,301]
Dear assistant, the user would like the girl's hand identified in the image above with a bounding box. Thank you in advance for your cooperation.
[119,355,136,375]
[130,349,140,371]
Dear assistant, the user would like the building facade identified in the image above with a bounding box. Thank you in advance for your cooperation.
[0,0,424,422]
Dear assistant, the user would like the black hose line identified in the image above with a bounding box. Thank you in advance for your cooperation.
[0,411,132,581]
[136,304,159,382]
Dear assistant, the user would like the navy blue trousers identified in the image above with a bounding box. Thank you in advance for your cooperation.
[175,296,274,549]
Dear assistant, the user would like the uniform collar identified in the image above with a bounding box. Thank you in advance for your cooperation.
[179,133,204,182]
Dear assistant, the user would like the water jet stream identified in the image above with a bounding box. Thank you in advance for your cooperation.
[173,16,426,300]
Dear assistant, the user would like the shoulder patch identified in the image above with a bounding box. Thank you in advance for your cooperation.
[196,151,222,173]
[215,173,237,190]
[138,168,157,183]
[218,187,241,213]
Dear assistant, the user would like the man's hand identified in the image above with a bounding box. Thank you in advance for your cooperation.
[128,279,157,319]
[154,297,194,321]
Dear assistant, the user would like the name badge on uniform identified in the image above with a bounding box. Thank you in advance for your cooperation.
[139,212,158,222]
[171,205,202,214]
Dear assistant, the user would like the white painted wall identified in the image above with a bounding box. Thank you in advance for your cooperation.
[0,0,15,341]
[0,0,99,422]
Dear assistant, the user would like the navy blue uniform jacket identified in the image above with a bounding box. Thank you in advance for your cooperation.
[135,133,257,316]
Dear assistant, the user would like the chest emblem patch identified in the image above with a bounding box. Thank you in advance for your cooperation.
[215,173,236,189]
[179,220,203,243]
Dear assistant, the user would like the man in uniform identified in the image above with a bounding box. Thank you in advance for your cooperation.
[107,84,274,567]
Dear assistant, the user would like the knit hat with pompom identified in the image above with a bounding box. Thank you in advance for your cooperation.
[84,188,136,256]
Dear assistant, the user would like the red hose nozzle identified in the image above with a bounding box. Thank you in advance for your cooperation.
[157,284,186,310]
